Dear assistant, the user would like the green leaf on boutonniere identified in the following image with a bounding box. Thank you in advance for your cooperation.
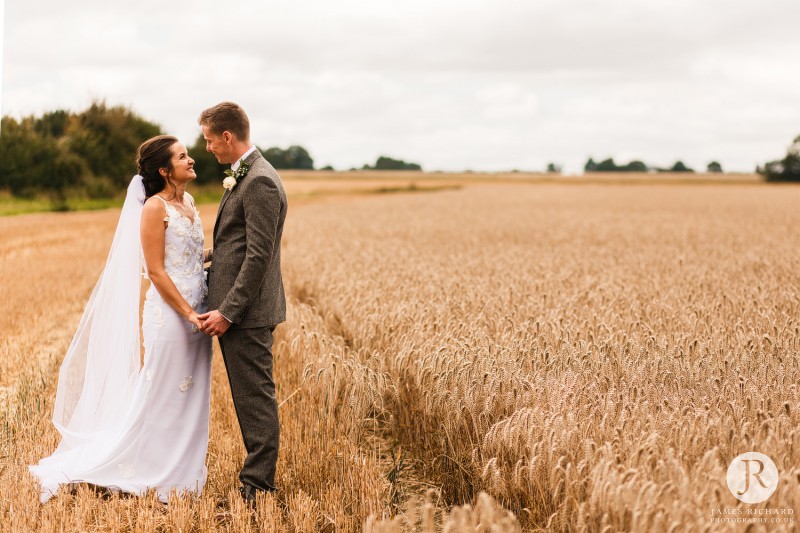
[222,161,251,190]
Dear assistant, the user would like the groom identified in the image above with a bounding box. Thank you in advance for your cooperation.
[197,102,287,502]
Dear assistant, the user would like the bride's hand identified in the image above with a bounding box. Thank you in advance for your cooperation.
[186,312,203,334]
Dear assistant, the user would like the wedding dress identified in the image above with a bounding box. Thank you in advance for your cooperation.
[29,177,212,503]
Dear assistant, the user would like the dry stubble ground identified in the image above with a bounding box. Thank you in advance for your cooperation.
[1,174,798,532]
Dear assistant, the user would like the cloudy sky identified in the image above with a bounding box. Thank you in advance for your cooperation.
[2,0,800,173]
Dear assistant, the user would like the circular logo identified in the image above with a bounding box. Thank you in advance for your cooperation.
[726,452,778,504]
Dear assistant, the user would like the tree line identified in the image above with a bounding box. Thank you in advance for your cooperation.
[568,138,800,180]
[1,103,798,205]
[571,158,720,174]
[0,104,161,202]
[0,103,425,204]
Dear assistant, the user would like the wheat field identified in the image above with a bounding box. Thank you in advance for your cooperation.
[1,177,799,531]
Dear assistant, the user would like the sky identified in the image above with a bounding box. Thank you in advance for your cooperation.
[2,0,800,174]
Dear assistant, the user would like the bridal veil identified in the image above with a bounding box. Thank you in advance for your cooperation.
[51,175,145,450]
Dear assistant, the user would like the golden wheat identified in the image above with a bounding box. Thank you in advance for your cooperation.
[2,179,797,531]
[282,183,800,531]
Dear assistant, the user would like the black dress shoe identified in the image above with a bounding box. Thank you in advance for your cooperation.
[239,484,277,504]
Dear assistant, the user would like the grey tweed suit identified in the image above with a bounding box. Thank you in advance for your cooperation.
[207,149,287,493]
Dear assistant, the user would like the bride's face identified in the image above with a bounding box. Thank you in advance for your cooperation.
[168,142,196,183]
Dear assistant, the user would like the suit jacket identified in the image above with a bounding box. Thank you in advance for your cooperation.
[208,149,287,328]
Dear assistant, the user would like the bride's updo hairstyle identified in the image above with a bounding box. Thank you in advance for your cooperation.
[136,135,179,199]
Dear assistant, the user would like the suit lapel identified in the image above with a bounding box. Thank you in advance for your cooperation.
[213,188,231,240]
[213,149,264,240]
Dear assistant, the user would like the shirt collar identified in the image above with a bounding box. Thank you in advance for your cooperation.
[232,146,257,172]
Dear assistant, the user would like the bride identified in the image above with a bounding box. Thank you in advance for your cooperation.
[29,135,213,503]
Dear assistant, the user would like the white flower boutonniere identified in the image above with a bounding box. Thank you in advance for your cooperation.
[222,161,251,191]
[222,176,237,190]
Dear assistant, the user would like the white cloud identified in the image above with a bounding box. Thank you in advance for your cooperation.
[2,0,800,172]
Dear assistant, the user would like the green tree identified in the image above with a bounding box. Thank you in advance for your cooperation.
[34,110,70,138]
[623,160,648,172]
[44,149,85,209]
[263,145,314,169]
[0,117,35,194]
[596,158,618,172]
[68,101,162,189]
[366,156,422,171]
[585,157,650,173]
[263,147,288,169]
[263,146,290,168]
[546,162,562,173]
[0,116,83,204]
[0,103,164,201]
[286,145,314,169]
[670,161,694,173]
[707,161,723,173]
[0,118,50,196]
[761,135,800,182]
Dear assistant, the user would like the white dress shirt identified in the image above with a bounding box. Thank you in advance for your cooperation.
[232,146,257,172]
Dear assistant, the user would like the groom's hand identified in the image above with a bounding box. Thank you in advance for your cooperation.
[198,310,232,337]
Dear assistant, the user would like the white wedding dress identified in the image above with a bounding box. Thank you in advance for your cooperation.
[30,196,212,503]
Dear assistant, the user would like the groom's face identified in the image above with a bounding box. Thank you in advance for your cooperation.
[202,125,235,165]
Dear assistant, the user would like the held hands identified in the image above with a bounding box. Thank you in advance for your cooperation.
[186,311,204,334]
[185,308,231,337]
[197,310,231,337]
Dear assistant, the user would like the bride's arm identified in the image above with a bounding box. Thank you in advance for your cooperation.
[141,199,203,329]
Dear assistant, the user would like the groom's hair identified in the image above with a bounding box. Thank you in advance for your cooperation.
[198,102,250,142]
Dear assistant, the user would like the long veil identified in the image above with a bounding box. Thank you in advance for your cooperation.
[51,175,145,449]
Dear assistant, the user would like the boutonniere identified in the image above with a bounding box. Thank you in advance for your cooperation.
[222,161,251,190]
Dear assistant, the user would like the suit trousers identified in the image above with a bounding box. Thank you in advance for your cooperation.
[218,325,279,492]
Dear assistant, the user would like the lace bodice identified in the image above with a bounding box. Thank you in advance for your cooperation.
[145,197,208,313]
